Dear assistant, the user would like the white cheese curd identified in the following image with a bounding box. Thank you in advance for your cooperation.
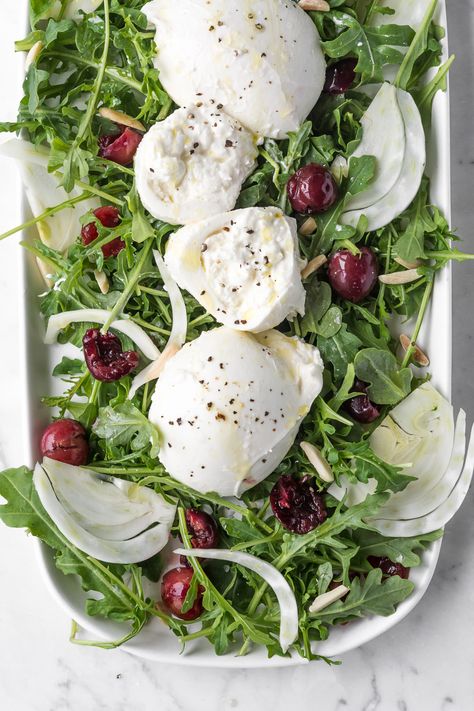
[142,0,326,139]
[148,327,324,496]
[134,105,259,225]
[165,207,306,332]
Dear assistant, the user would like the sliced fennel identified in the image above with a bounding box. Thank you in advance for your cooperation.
[0,138,98,253]
[129,250,187,399]
[329,384,474,536]
[34,459,176,563]
[174,547,298,653]
[45,308,160,360]
[341,88,425,231]
[370,0,433,33]
[343,83,406,212]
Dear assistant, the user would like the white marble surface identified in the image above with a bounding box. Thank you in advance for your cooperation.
[1,4,474,710]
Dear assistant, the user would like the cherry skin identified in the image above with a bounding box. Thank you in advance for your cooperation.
[324,58,357,94]
[98,126,143,165]
[328,246,379,303]
[83,329,139,382]
[270,475,327,535]
[40,419,89,466]
[345,380,381,424]
[369,556,410,579]
[161,567,204,620]
[287,163,338,214]
[186,509,219,548]
[81,206,125,258]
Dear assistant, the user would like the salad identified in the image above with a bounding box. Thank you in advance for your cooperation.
[0,0,472,663]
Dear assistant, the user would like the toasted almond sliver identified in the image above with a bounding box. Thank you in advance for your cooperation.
[300,441,334,483]
[379,268,421,285]
[98,107,145,133]
[399,334,430,367]
[299,216,317,236]
[94,270,110,295]
[394,256,423,270]
[25,41,44,71]
[301,254,327,280]
[309,585,350,614]
[298,0,330,11]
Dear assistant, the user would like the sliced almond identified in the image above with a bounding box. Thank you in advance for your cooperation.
[300,441,334,483]
[301,254,327,280]
[25,41,44,71]
[98,107,145,133]
[378,268,421,285]
[298,0,330,11]
[94,270,110,295]
[399,334,430,367]
[394,256,423,270]
[309,585,350,614]
[331,155,349,183]
[299,216,317,236]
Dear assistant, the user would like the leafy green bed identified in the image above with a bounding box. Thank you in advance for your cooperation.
[0,0,468,661]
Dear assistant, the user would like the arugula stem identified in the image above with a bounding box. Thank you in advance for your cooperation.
[101,240,153,333]
[47,50,143,94]
[401,278,434,368]
[73,179,124,206]
[394,0,437,89]
[0,194,89,242]
[427,249,474,262]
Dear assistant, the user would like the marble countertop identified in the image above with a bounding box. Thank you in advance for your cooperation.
[1,4,474,710]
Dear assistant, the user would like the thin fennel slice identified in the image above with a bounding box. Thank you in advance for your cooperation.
[329,384,474,537]
[342,83,406,212]
[34,459,176,563]
[174,547,298,653]
[41,459,163,541]
[0,138,98,253]
[129,250,187,399]
[45,308,160,360]
[370,424,474,536]
[341,88,425,231]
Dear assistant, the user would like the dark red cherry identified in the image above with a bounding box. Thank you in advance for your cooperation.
[270,475,327,535]
[328,246,379,303]
[98,126,143,165]
[82,328,139,382]
[81,206,125,258]
[368,556,410,579]
[287,163,338,214]
[324,59,357,95]
[186,509,219,548]
[40,419,89,466]
[161,567,204,620]
[345,379,380,424]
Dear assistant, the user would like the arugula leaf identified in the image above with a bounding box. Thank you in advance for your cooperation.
[395,0,438,90]
[93,401,161,458]
[309,568,414,624]
[352,529,443,568]
[30,0,60,27]
[335,439,415,494]
[278,494,388,564]
[318,324,362,382]
[354,348,412,405]
[318,12,413,84]
[52,357,85,377]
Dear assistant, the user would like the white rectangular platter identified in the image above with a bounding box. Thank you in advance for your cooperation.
[17,1,451,667]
